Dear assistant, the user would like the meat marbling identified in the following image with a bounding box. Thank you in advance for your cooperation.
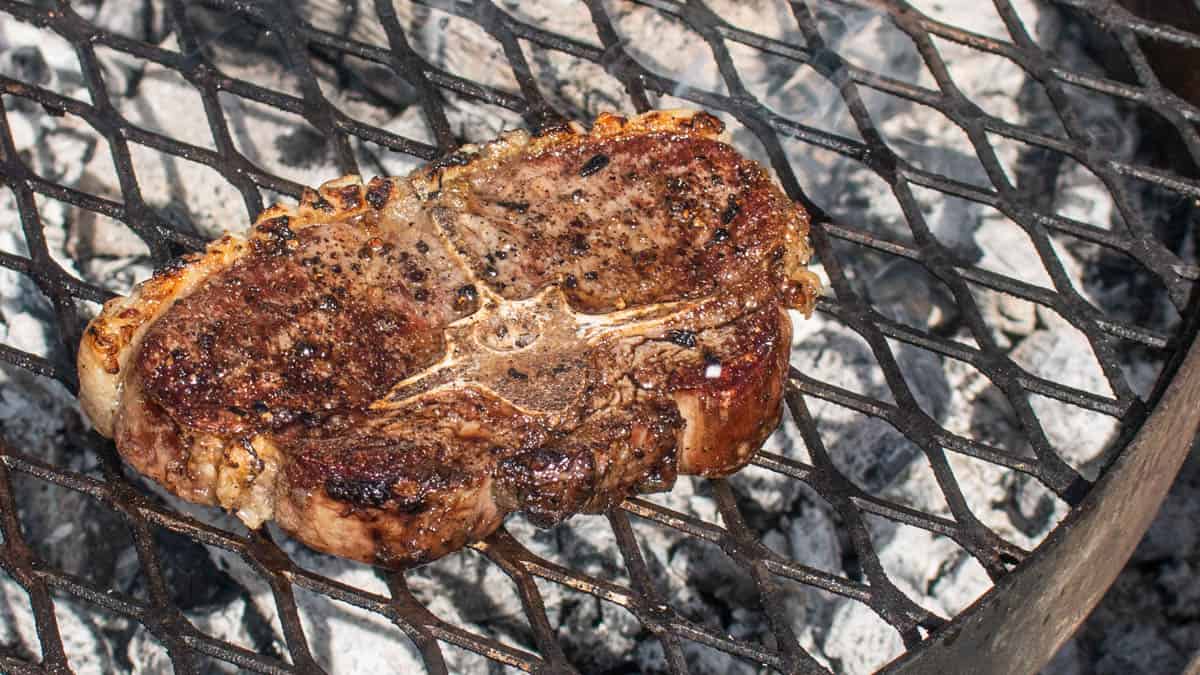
[77,110,820,567]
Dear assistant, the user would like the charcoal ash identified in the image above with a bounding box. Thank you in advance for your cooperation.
[1045,440,1200,675]
[0,1,1194,674]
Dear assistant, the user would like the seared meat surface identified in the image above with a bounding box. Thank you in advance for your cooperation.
[78,110,820,567]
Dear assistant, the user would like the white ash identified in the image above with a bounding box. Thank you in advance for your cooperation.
[0,1,1192,674]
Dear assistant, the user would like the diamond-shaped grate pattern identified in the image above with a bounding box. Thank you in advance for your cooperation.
[0,0,1197,673]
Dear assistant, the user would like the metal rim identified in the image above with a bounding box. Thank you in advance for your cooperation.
[885,285,1200,673]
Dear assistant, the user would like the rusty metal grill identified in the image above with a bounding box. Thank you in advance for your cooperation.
[0,0,1197,673]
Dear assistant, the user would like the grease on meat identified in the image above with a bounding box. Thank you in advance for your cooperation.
[77,110,820,567]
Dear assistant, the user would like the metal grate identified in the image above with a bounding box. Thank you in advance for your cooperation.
[0,0,1197,673]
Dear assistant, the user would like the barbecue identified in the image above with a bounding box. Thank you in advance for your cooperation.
[77,109,820,567]
[0,1,1197,673]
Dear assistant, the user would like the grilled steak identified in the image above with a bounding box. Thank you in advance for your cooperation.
[77,110,820,567]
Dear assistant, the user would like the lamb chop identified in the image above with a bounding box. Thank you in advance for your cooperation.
[77,110,820,567]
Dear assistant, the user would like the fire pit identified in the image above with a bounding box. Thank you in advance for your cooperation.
[0,0,1197,673]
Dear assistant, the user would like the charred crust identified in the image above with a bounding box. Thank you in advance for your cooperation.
[256,215,294,237]
[455,284,479,310]
[666,329,697,348]
[579,153,610,177]
[365,177,393,210]
[496,448,596,528]
[495,200,530,213]
[251,215,298,256]
[721,196,740,224]
[569,233,589,255]
[325,476,395,509]
[301,186,337,213]
[331,184,363,211]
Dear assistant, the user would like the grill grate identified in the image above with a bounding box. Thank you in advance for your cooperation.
[0,0,1197,673]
